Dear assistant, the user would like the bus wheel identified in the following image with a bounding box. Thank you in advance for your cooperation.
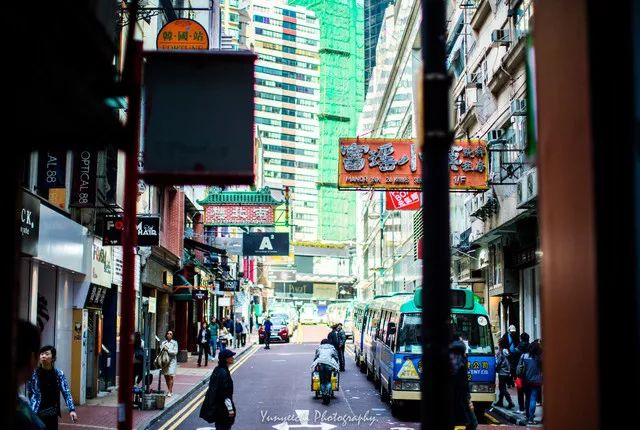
[474,403,488,424]
[379,380,389,402]
[390,400,401,417]
[359,359,366,374]
[366,365,374,381]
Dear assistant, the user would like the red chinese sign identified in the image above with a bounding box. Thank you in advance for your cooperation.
[338,138,422,190]
[204,205,275,226]
[449,139,489,190]
[386,191,421,210]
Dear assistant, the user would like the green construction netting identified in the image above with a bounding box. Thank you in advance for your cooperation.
[290,0,364,241]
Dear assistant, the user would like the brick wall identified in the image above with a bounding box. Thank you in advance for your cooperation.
[161,187,184,259]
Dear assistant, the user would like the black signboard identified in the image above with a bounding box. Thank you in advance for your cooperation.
[221,280,239,292]
[70,150,97,207]
[242,232,289,256]
[85,284,109,309]
[19,191,40,256]
[38,151,66,189]
[103,214,160,246]
[137,216,160,246]
[192,289,207,300]
[103,214,124,245]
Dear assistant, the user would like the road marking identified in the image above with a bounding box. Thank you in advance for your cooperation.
[158,345,258,430]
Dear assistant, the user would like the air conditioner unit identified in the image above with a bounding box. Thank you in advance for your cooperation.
[487,128,505,143]
[516,167,538,208]
[491,29,511,46]
[510,99,527,116]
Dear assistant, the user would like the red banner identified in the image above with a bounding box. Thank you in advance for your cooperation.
[204,205,275,226]
[386,191,421,210]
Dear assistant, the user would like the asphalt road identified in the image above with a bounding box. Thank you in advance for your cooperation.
[149,325,532,429]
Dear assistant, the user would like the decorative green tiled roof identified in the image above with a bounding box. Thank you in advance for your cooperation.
[197,187,283,206]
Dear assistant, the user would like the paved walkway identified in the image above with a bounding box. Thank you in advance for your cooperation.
[61,334,258,429]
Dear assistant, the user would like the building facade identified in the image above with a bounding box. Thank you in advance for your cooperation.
[446,0,538,341]
[355,0,422,301]
[243,0,321,241]
[364,0,393,92]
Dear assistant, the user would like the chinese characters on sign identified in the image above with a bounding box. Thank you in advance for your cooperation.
[386,191,422,210]
[338,138,422,189]
[204,205,275,226]
[156,19,209,50]
[449,139,489,190]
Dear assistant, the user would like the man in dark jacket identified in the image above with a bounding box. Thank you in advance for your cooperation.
[450,340,477,430]
[197,322,212,367]
[199,349,236,430]
[513,332,530,412]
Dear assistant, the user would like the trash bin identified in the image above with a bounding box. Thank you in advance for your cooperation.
[155,393,166,409]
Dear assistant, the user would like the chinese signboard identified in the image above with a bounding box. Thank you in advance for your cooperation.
[243,233,290,256]
[204,205,275,226]
[156,19,209,50]
[386,191,421,210]
[449,139,489,190]
[338,138,422,189]
[85,284,109,309]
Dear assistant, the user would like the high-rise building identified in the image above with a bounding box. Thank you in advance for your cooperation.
[290,0,364,242]
[236,0,321,241]
[364,0,393,92]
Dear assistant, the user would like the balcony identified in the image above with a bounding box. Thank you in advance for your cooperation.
[471,0,491,31]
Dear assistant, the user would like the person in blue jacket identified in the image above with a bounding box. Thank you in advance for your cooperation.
[263,316,273,350]
[28,345,77,429]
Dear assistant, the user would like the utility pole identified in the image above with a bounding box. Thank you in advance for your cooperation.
[421,1,452,429]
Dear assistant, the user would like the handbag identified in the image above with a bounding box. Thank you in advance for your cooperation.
[154,349,171,369]
[515,376,523,390]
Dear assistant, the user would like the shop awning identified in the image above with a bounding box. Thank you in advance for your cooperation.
[184,238,226,255]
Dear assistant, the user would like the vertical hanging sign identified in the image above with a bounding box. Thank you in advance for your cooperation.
[70,150,98,207]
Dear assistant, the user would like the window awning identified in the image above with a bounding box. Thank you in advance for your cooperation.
[184,238,226,255]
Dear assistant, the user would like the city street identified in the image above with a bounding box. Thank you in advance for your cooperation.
[148,326,534,430]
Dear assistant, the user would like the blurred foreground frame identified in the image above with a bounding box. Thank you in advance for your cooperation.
[141,50,257,186]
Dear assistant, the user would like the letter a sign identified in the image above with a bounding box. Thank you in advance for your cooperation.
[243,232,289,256]
[259,236,274,251]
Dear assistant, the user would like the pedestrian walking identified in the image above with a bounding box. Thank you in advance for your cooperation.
[197,322,211,367]
[514,332,530,413]
[27,345,78,429]
[13,320,45,430]
[133,332,145,387]
[160,330,179,396]
[450,339,477,430]
[494,337,515,409]
[517,340,543,425]
[500,325,520,387]
[234,319,243,348]
[336,323,347,371]
[263,316,273,349]
[209,318,219,360]
[241,317,249,347]
[311,339,339,405]
[199,349,237,430]
[327,324,346,370]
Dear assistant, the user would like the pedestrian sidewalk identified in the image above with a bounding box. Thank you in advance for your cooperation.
[63,334,258,429]
[488,384,543,427]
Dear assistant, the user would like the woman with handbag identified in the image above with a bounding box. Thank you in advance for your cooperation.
[159,330,178,396]
[199,349,236,430]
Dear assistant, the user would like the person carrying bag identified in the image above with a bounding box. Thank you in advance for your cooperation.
[199,349,237,430]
